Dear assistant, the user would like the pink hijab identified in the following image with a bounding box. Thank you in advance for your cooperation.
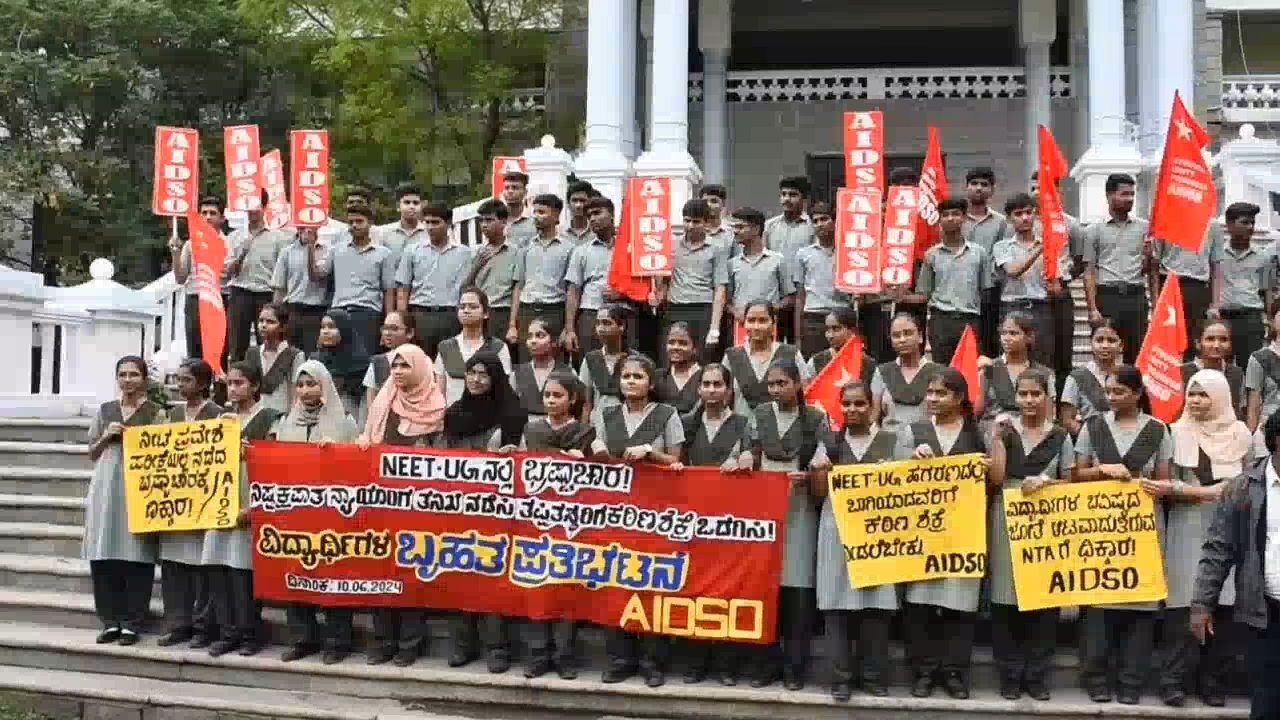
[361,344,445,443]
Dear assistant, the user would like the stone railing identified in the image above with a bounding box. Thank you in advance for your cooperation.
[688,66,1073,103]
[1221,75,1280,123]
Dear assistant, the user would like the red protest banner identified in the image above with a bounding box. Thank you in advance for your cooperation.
[492,156,528,200]
[259,150,289,230]
[1136,273,1189,423]
[805,333,865,427]
[187,213,228,375]
[1037,125,1070,280]
[152,127,200,216]
[833,188,884,294]
[628,177,673,276]
[249,444,789,644]
[224,125,262,212]
[289,130,330,228]
[1149,92,1216,252]
[882,186,919,286]
[914,127,948,261]
[843,111,884,190]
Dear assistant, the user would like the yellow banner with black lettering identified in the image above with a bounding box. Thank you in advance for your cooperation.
[827,453,988,588]
[1003,480,1167,610]
[124,418,241,533]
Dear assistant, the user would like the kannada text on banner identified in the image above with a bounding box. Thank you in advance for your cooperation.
[248,444,790,644]
[826,453,988,588]
[124,418,241,533]
[1003,480,1167,611]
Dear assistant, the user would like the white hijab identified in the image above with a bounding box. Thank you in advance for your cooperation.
[1171,369,1252,479]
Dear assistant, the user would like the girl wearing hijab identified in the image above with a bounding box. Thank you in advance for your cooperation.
[314,308,372,417]
[358,343,446,667]
[436,288,512,406]
[1156,369,1253,707]
[244,303,304,414]
[85,356,165,645]
[277,361,361,665]
[443,350,527,673]
[511,317,570,420]
[363,310,418,410]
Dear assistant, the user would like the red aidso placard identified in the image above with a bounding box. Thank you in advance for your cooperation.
[224,125,262,212]
[259,150,290,230]
[843,111,884,190]
[628,176,673,276]
[289,130,330,228]
[834,188,884,294]
[249,444,789,644]
[882,186,919,286]
[152,127,200,216]
[492,156,528,200]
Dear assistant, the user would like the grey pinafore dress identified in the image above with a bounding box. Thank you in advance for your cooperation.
[870,360,942,433]
[724,343,804,419]
[978,359,1056,433]
[83,400,166,564]
[511,360,570,419]
[158,400,224,565]
[657,365,703,415]
[1060,363,1111,428]
[755,402,828,589]
[598,402,681,457]
[245,344,304,414]
[200,406,281,569]
[1164,450,1237,608]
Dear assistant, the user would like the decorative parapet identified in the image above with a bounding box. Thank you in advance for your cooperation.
[1222,75,1280,124]
[689,66,1073,102]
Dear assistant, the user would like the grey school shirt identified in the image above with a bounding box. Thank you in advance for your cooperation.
[517,235,575,305]
[961,209,1009,254]
[1217,240,1275,311]
[793,243,843,313]
[226,227,288,293]
[375,222,426,259]
[1083,216,1150,287]
[668,238,729,305]
[1154,225,1220,283]
[993,235,1070,301]
[728,248,795,308]
[506,215,538,250]
[914,241,993,314]
[395,240,476,307]
[469,242,520,308]
[271,239,332,306]
[328,239,396,312]
[764,214,815,265]
[566,236,614,311]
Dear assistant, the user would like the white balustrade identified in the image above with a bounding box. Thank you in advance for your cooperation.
[689,66,1073,103]
[1216,123,1280,236]
[1221,75,1280,123]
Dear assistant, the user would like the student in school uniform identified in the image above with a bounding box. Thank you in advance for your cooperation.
[85,356,165,646]
[992,193,1069,368]
[501,171,537,250]
[1154,225,1220,363]
[1212,202,1272,367]
[313,308,372,417]
[157,360,222,649]
[898,368,987,700]
[985,368,1073,702]
[327,206,397,355]
[810,382,899,701]
[433,288,513,406]
[465,200,521,352]
[270,226,331,354]
[564,196,624,359]
[656,323,703,415]
[1245,301,1280,433]
[905,198,993,367]
[203,361,282,657]
[765,177,816,345]
[590,353,686,687]
[1058,321,1124,437]
[1181,319,1246,418]
[363,310,417,410]
[511,317,571,420]
[869,313,944,434]
[724,303,808,419]
[375,182,426,259]
[356,343,445,666]
[559,181,597,246]
[1157,369,1254,708]
[520,370,596,681]
[792,201,845,360]
[978,312,1055,434]
[655,199,729,365]
[395,203,476,359]
[1082,174,1151,365]
[579,303,634,422]
[726,208,797,342]
[278,362,361,665]
[804,307,877,387]
[960,167,1008,358]
[510,194,575,363]
[225,192,288,363]
[700,184,734,254]
[677,363,755,686]
[1073,365,1173,705]
[243,303,305,415]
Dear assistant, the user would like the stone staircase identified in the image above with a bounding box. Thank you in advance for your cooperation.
[0,417,1250,720]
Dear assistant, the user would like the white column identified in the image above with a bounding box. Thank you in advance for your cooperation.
[634,0,702,222]
[699,0,732,185]
[622,0,640,159]
[1020,0,1056,184]
[1149,0,1195,161]
[1136,0,1160,158]
[575,0,634,204]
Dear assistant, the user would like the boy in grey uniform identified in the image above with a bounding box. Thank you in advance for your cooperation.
[466,199,521,348]
[793,201,845,359]
[906,198,993,365]
[1030,171,1087,381]
[655,199,729,364]
[1083,174,1152,365]
[992,192,1070,366]
[502,171,537,250]
[271,226,332,354]
[513,194,575,362]
[1154,226,1219,362]
[1211,202,1272,365]
[173,196,231,363]
[961,167,1008,358]
[394,204,476,359]
[564,197,625,359]
[375,183,426,259]
[225,190,288,363]
[327,206,396,354]
[728,207,796,328]
[765,176,815,345]
[559,181,596,246]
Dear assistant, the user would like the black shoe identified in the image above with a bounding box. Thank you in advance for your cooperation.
[487,652,511,674]
[748,673,774,689]
[601,665,635,684]
[831,682,852,702]
[1000,680,1021,700]
[189,634,214,650]
[392,649,418,667]
[366,647,393,665]
[1160,687,1186,707]
[524,658,551,679]
[281,643,315,662]
[321,647,348,665]
[782,669,803,691]
[683,666,707,684]
[556,661,579,681]
[157,629,193,647]
[1025,680,1051,702]
[1117,687,1140,705]
[716,671,737,687]
[1087,686,1113,703]
[238,641,263,657]
[643,669,665,688]
[911,675,934,698]
[96,627,122,644]
[118,630,139,647]
[448,650,478,668]
[1202,691,1226,707]
[207,639,238,657]
[942,672,969,700]
[863,681,889,697]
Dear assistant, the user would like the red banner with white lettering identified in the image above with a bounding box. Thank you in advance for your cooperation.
[289,130,330,228]
[250,444,788,644]
[1037,125,1070,280]
[1150,92,1216,252]
[1136,274,1189,423]
[186,213,228,375]
[259,150,290,230]
[492,156,528,200]
[834,188,884,294]
[914,127,948,261]
[882,186,919,286]
[151,127,200,217]
[628,176,674,276]
[843,111,884,190]
[224,125,262,212]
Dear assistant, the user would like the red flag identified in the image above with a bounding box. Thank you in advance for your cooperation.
[607,192,651,304]
[1149,92,1216,251]
[187,213,228,375]
[914,127,949,261]
[1037,125,1070,281]
[950,325,982,410]
[805,334,865,428]
[1136,273,1189,423]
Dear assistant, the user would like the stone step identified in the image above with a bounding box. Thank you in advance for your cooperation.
[0,441,92,472]
[0,493,85,525]
[0,466,92,499]
[0,521,82,557]
[0,554,159,597]
[0,621,1248,720]
[0,417,92,445]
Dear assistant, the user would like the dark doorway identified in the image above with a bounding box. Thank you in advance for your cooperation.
[805,152,945,207]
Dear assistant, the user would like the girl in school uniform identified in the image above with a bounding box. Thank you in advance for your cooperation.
[1182,319,1245,418]
[1244,301,1280,432]
[1072,365,1172,705]
[157,359,221,648]
[510,317,570,420]
[203,360,282,657]
[277,361,361,665]
[1156,368,1253,708]
[314,308,372,417]
[1058,320,1123,437]
[811,381,899,701]
[898,368,986,700]
[979,312,1055,433]
[244,303,304,415]
[579,303,634,423]
[590,353,686,688]
[358,343,446,667]
[678,362,754,687]
[443,351,527,673]
[869,312,942,433]
[724,302,807,420]
[804,307,876,386]
[436,287,512,406]
[520,370,596,681]
[750,360,829,691]
[656,322,703,414]
[363,310,418,411]
[985,368,1073,702]
[85,355,166,645]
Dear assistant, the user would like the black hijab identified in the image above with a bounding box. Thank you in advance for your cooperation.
[313,308,371,394]
[445,351,528,447]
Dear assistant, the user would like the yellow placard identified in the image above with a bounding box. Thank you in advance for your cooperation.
[827,453,988,588]
[1003,480,1167,611]
[124,418,241,533]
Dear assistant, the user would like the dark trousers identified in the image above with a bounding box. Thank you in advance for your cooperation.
[635,302,660,360]
[685,638,745,678]
[825,608,892,687]
[777,303,797,346]
[1223,308,1268,369]
[410,306,462,360]
[159,560,203,635]
[574,309,600,368]
[660,303,716,366]
[903,602,975,680]
[285,604,354,651]
[515,302,567,364]
[90,560,154,633]
[488,305,515,361]
[450,612,510,659]
[1160,606,1237,695]
[1096,285,1149,365]
[1174,277,1213,361]
[285,303,327,356]
[753,586,816,678]
[1250,599,1280,719]
[991,603,1058,686]
[860,302,892,361]
[1000,299,1055,367]
[979,286,1003,357]
[373,609,428,654]
[226,288,273,363]
[527,619,578,666]
[798,312,830,360]
[1051,289,1078,379]
[206,566,259,644]
[339,306,383,355]
[928,310,980,366]
[1080,607,1156,692]
[605,628,670,673]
